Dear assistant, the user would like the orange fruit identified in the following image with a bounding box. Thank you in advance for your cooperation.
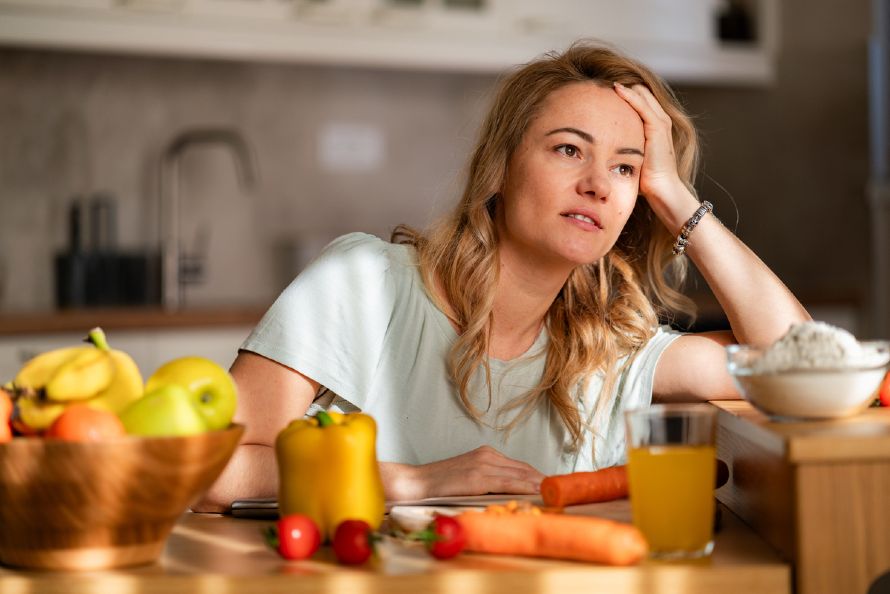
[45,404,126,442]
[879,371,890,407]
[0,390,12,443]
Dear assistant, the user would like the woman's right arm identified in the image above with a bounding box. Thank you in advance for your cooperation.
[191,351,318,512]
[193,351,543,511]
[381,448,543,501]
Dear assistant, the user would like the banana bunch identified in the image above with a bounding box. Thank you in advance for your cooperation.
[9,327,143,432]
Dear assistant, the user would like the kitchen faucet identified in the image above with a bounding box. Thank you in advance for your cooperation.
[159,128,258,310]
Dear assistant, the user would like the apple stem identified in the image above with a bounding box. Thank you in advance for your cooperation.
[84,327,109,351]
[316,410,334,428]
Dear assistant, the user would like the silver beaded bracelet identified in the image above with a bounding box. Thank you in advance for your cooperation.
[672,201,713,256]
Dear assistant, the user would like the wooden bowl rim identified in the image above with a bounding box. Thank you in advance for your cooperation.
[0,423,245,449]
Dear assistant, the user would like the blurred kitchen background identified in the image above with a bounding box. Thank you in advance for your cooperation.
[0,0,887,376]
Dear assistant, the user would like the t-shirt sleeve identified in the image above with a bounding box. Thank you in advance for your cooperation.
[240,232,398,411]
[578,324,685,471]
[617,324,685,411]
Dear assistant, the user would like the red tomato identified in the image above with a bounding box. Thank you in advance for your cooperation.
[272,514,321,560]
[332,519,374,565]
[45,404,126,441]
[425,515,466,560]
[880,372,890,407]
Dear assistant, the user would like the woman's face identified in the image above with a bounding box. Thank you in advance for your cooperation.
[497,81,645,272]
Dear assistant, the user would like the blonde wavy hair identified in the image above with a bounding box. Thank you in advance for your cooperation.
[393,41,699,453]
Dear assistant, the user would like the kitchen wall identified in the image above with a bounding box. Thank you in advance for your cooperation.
[0,0,875,331]
[0,50,494,310]
[679,0,872,333]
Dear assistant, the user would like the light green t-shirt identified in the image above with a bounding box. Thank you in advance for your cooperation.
[242,233,682,475]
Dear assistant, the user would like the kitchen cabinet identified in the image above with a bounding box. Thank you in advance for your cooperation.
[0,0,779,85]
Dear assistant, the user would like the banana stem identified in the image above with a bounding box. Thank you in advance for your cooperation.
[85,327,109,351]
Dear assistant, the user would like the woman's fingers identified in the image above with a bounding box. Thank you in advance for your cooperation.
[633,84,671,122]
[483,475,542,495]
[472,445,545,483]
[613,83,672,150]
[614,82,669,125]
[460,446,544,494]
[615,84,674,157]
[613,81,684,205]
[613,82,656,123]
[414,445,545,498]
[470,445,541,472]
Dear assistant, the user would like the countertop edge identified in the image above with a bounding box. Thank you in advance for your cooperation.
[713,400,890,463]
[0,307,267,336]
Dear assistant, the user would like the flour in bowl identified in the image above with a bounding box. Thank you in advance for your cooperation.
[751,321,863,373]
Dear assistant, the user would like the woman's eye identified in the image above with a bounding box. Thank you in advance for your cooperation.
[556,144,579,158]
[613,164,635,176]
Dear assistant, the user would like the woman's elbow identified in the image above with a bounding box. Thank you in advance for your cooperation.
[190,443,277,513]
[191,481,233,513]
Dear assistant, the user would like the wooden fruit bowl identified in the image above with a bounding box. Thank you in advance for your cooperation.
[0,424,244,571]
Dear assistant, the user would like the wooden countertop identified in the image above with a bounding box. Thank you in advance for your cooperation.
[0,306,267,336]
[0,501,790,594]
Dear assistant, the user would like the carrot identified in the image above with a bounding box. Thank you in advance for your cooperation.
[540,465,627,508]
[456,509,647,565]
[540,459,731,508]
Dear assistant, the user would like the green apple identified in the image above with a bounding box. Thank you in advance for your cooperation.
[119,384,208,437]
[144,356,238,431]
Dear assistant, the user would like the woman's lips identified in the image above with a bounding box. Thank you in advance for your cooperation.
[561,212,603,230]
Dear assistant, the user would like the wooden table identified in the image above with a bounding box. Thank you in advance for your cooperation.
[715,400,890,594]
[0,500,789,594]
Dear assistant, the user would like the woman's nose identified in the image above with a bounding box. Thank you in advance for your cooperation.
[579,168,611,201]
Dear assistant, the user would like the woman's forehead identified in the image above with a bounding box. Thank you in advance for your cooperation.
[530,82,645,139]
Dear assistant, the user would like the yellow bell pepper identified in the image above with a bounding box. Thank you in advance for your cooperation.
[275,410,386,541]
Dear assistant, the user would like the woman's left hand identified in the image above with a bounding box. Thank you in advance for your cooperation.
[613,82,697,229]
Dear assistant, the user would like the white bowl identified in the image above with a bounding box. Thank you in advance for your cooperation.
[726,341,890,420]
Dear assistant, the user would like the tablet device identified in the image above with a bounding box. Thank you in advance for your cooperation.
[228,497,279,519]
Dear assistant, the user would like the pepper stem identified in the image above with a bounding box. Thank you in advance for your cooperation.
[316,410,334,427]
[406,528,441,544]
[84,327,110,351]
[261,525,279,550]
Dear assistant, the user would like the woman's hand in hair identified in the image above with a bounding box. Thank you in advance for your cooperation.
[379,446,545,501]
[613,82,699,234]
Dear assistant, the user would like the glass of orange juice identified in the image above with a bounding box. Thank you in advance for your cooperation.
[625,404,717,559]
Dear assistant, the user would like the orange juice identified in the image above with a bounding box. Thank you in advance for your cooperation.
[627,444,716,556]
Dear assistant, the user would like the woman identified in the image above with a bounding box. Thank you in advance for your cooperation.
[195,42,809,512]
